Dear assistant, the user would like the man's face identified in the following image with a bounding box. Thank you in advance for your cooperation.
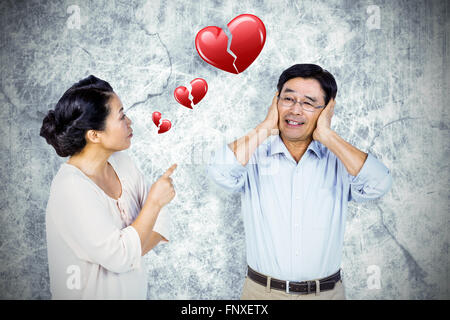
[277,77,326,142]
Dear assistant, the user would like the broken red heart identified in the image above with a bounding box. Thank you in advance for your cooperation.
[158,119,171,134]
[174,78,208,109]
[152,111,162,127]
[173,86,191,109]
[195,14,266,74]
[152,111,172,134]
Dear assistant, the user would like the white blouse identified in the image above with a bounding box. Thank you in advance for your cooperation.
[45,151,169,299]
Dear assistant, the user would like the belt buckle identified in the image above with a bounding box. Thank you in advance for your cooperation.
[286,280,312,295]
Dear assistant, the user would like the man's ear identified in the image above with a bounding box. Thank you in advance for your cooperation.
[85,129,101,144]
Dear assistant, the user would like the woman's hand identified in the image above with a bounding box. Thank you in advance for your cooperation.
[146,164,177,209]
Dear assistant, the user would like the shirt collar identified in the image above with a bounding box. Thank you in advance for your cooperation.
[268,135,324,159]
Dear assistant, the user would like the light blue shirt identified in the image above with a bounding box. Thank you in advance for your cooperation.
[207,134,392,282]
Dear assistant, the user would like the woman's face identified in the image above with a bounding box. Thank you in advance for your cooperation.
[96,93,133,152]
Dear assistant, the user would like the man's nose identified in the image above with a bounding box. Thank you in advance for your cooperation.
[291,102,305,114]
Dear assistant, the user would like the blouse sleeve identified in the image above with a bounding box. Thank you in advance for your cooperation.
[135,163,170,243]
[50,174,142,274]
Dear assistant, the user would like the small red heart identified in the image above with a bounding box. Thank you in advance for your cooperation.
[195,14,266,74]
[174,78,208,109]
[158,119,171,134]
[152,111,171,134]
[152,111,161,126]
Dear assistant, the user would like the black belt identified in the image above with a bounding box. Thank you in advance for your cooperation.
[247,266,341,294]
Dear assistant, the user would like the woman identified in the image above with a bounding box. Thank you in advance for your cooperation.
[40,75,177,299]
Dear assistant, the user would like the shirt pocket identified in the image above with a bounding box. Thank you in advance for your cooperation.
[313,186,336,229]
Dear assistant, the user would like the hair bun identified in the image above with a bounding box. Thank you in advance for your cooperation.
[40,75,114,157]
[40,110,59,149]
[47,110,57,124]
[45,110,58,132]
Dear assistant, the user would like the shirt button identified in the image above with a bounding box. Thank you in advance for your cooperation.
[296,251,299,256]
[295,194,301,200]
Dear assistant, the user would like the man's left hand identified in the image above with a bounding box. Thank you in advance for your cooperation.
[312,98,335,142]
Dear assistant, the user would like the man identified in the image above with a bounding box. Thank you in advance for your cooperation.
[207,64,392,300]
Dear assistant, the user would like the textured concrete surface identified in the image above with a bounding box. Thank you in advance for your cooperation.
[0,0,448,299]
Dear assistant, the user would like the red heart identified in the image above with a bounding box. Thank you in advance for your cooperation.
[190,78,208,104]
[173,86,192,109]
[158,119,171,134]
[174,78,208,109]
[152,111,161,126]
[152,111,171,134]
[195,14,266,74]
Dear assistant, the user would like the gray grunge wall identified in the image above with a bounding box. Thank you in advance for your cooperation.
[0,0,448,299]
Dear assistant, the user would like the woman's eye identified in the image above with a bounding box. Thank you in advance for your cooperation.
[284,97,293,102]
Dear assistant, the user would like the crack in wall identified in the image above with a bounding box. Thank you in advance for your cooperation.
[125,25,173,113]
[78,45,93,59]
[368,116,419,152]
[375,204,430,298]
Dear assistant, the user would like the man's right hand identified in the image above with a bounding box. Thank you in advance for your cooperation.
[260,92,280,135]
[146,164,177,209]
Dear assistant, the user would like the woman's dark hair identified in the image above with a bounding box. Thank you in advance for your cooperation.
[277,64,337,105]
[40,75,114,157]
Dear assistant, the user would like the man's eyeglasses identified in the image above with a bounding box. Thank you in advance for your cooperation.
[278,95,324,112]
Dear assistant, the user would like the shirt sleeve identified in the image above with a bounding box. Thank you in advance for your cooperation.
[50,175,142,274]
[135,162,170,243]
[207,143,248,193]
[346,153,393,202]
